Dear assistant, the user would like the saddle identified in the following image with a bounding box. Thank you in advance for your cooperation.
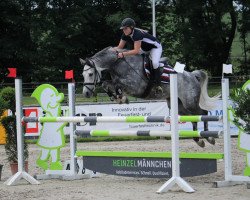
[101,54,176,101]
[143,54,175,84]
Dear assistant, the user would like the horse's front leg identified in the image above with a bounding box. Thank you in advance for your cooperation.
[114,85,129,104]
[101,81,117,101]
[102,82,129,104]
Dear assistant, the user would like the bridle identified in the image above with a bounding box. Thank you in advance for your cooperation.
[82,58,102,96]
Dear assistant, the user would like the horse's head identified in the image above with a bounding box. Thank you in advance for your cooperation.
[80,47,119,98]
[80,58,101,98]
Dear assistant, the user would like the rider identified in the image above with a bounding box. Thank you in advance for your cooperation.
[114,18,163,93]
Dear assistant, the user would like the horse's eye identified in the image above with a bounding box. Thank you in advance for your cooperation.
[89,73,93,77]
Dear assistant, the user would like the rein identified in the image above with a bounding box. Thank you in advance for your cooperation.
[114,50,148,83]
[120,56,148,84]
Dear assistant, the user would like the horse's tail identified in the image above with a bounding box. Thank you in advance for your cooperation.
[192,70,220,111]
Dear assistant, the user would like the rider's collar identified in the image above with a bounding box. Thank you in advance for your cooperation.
[129,28,135,37]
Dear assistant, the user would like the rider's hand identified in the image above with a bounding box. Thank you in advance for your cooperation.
[117,52,124,58]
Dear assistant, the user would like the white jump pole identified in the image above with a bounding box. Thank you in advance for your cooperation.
[152,0,156,37]
[222,78,232,183]
[64,82,90,180]
[214,78,250,187]
[68,82,77,176]
[4,78,40,185]
[157,73,195,193]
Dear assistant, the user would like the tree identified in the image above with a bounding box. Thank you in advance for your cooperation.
[0,0,36,82]
[28,0,152,81]
[157,0,237,75]
[237,0,250,75]
[1,0,247,81]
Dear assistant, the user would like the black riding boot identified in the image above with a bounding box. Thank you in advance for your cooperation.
[153,68,163,93]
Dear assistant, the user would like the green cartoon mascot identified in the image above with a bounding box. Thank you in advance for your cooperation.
[32,84,67,170]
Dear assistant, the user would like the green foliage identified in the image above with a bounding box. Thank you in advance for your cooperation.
[0,95,8,116]
[0,87,15,114]
[0,87,28,163]
[0,0,36,82]
[237,0,250,75]
[231,88,250,133]
[157,0,237,74]
[1,116,28,163]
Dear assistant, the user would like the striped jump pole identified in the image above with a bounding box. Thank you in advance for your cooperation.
[22,116,170,123]
[179,115,222,122]
[75,130,222,138]
[22,115,221,123]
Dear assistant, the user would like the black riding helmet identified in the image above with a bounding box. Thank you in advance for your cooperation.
[120,18,136,29]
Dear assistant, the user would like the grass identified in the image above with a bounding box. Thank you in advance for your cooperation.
[23,93,138,105]
[22,87,232,105]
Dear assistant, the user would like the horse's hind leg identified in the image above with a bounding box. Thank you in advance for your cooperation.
[192,122,205,148]
[204,121,216,145]
[177,99,205,148]
[199,109,215,145]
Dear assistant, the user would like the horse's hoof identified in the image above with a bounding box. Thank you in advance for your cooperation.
[115,98,122,104]
[196,140,205,148]
[121,96,129,104]
[206,137,215,145]
[116,95,122,99]
[121,96,126,103]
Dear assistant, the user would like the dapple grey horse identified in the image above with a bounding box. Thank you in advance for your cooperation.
[80,47,219,147]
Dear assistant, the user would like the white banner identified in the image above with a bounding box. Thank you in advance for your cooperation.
[75,101,169,132]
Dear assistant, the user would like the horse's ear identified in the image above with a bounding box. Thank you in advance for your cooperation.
[79,58,86,66]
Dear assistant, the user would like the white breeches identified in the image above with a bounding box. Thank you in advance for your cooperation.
[141,44,163,69]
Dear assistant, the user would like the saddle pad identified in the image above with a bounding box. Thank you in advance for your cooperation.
[160,65,176,83]
[144,64,176,83]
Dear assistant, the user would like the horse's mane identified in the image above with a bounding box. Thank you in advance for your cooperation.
[93,46,113,58]
[92,46,131,58]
